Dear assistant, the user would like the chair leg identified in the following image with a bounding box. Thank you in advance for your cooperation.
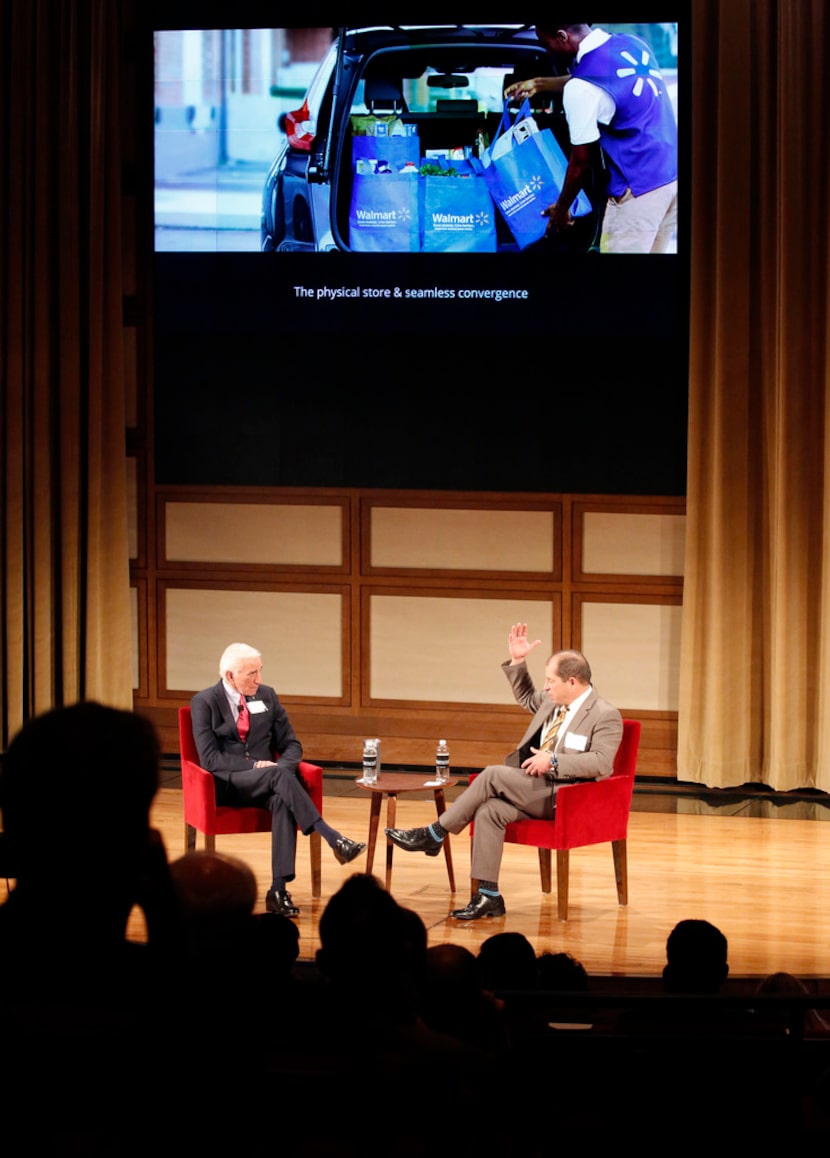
[556,849,569,921]
[184,821,196,853]
[538,848,552,893]
[309,831,322,899]
[204,832,215,854]
[612,838,628,905]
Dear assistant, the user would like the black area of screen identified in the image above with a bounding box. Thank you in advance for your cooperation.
[155,251,688,494]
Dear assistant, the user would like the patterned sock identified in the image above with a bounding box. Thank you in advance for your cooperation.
[478,880,499,896]
[428,822,447,842]
[272,878,286,892]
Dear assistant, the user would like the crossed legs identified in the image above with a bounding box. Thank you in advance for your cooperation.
[225,764,324,885]
[440,764,556,883]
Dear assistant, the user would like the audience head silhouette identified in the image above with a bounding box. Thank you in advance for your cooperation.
[663,918,729,994]
[317,873,426,1009]
[478,931,539,992]
[537,950,589,992]
[170,850,257,942]
[0,702,159,904]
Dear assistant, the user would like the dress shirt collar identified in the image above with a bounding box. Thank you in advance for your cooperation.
[222,678,245,718]
[552,684,593,746]
[563,684,593,719]
[575,27,611,63]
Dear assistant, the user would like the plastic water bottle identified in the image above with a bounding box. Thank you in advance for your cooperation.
[362,739,378,785]
[435,739,450,784]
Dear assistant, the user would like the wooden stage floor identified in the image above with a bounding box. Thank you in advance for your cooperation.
[133,785,830,979]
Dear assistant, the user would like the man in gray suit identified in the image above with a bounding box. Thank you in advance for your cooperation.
[386,624,623,919]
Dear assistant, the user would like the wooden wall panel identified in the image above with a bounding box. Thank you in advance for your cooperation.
[370,507,554,573]
[163,585,345,699]
[130,583,141,692]
[165,500,343,566]
[367,592,555,704]
[127,457,139,560]
[133,488,685,778]
[580,598,683,712]
[582,511,685,577]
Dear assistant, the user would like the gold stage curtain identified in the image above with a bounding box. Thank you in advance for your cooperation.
[1,0,133,747]
[678,0,830,789]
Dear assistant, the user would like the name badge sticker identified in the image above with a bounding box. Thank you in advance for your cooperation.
[564,732,588,751]
[248,700,268,715]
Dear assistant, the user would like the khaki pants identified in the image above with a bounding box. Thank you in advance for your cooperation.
[601,180,678,254]
[439,763,556,883]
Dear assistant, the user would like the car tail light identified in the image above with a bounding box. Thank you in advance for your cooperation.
[286,99,316,150]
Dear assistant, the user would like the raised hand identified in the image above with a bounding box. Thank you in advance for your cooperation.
[508,622,542,664]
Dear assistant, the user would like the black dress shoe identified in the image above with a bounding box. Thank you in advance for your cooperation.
[450,892,506,920]
[385,826,443,856]
[265,888,300,918]
[333,836,366,865]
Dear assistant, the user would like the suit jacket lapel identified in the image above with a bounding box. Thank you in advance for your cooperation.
[213,680,235,728]
[519,701,557,749]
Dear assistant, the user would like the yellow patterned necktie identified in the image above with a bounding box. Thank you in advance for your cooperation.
[539,705,567,752]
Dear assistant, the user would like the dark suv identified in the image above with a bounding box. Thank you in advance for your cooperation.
[260,24,605,254]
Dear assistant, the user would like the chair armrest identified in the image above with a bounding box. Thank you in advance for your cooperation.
[181,759,218,830]
[297,760,324,812]
[555,775,633,846]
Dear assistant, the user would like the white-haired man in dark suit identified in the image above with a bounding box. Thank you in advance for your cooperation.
[191,642,365,917]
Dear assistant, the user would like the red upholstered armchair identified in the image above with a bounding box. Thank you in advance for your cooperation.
[470,718,640,921]
[177,705,323,898]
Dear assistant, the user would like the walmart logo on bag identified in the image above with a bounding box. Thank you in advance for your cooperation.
[430,209,492,233]
[355,206,412,226]
[498,176,542,217]
[355,208,398,222]
[432,212,474,228]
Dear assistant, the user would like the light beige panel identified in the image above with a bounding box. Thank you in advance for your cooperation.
[127,457,138,560]
[581,601,682,711]
[370,595,553,703]
[371,508,554,572]
[166,588,342,696]
[165,503,342,566]
[130,586,139,690]
[582,512,685,576]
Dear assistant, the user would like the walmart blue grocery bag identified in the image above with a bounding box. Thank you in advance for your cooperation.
[351,133,419,174]
[482,100,592,249]
[421,166,496,253]
[349,172,421,252]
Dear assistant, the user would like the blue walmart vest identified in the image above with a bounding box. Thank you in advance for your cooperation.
[571,34,677,197]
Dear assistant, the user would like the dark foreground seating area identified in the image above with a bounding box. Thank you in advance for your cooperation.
[1,704,828,1154]
[5,875,828,1154]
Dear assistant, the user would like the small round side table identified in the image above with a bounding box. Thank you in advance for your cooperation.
[356,772,458,892]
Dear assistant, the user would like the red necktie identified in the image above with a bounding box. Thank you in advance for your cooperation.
[237,695,250,742]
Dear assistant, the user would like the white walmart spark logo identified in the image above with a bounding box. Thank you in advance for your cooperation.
[475,210,490,227]
[397,207,411,222]
[616,48,663,97]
